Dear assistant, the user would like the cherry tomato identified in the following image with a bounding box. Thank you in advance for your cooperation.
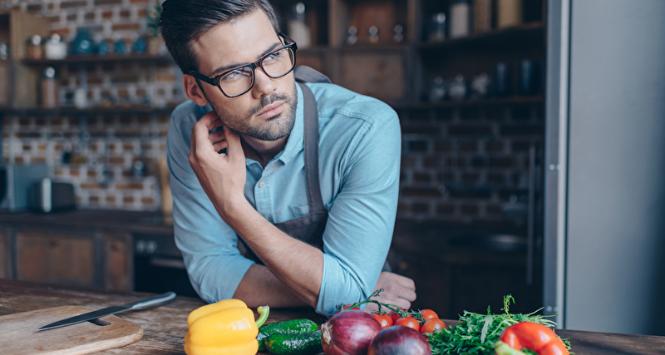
[420,309,439,321]
[420,318,446,334]
[389,311,401,323]
[372,313,394,328]
[395,316,420,332]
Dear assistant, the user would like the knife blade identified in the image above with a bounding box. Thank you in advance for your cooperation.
[37,291,176,332]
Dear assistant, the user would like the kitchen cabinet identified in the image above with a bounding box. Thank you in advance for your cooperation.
[389,221,540,318]
[16,229,95,288]
[0,228,10,279]
[0,210,170,293]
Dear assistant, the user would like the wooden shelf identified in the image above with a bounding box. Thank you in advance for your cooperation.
[418,22,545,50]
[0,105,177,117]
[337,44,410,52]
[22,54,174,66]
[392,96,544,110]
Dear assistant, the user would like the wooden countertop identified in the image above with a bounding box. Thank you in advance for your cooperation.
[1,280,664,354]
[0,209,173,235]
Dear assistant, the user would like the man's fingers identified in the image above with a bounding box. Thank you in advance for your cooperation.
[399,288,417,302]
[199,111,223,130]
[223,126,243,158]
[390,298,411,310]
[213,141,229,152]
[393,274,416,290]
[209,131,225,142]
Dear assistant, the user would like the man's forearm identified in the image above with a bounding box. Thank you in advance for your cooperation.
[234,264,309,307]
[222,199,324,307]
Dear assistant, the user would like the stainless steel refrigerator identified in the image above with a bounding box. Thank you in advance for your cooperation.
[544,0,665,335]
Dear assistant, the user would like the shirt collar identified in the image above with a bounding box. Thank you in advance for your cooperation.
[275,83,305,165]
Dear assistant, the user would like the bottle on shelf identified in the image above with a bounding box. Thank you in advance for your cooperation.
[450,0,471,38]
[473,0,493,33]
[287,2,311,48]
[498,0,523,28]
[0,42,8,106]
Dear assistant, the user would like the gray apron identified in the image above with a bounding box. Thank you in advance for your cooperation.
[239,69,390,271]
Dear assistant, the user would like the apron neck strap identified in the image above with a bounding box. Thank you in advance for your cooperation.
[299,82,325,212]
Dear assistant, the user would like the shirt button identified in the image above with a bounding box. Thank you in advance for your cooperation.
[258,181,265,188]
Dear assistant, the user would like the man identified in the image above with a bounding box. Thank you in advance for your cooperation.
[160,0,415,315]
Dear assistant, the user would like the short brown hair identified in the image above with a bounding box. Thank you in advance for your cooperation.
[160,0,281,73]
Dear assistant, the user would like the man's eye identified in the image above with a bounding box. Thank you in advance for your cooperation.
[221,69,249,82]
[264,50,283,63]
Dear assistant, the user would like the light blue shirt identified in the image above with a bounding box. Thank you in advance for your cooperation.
[167,82,401,315]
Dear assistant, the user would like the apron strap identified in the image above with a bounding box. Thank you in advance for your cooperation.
[299,82,325,213]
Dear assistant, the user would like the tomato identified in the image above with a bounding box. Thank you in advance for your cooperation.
[389,311,401,323]
[499,322,569,355]
[420,318,446,334]
[420,309,439,321]
[372,313,394,328]
[395,316,420,332]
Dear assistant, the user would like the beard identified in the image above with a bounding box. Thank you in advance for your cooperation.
[211,82,297,141]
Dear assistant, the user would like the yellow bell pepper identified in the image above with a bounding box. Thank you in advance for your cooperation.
[184,299,270,355]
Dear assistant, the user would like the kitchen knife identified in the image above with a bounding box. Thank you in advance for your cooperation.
[37,291,176,332]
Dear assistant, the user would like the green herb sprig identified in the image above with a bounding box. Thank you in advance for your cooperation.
[428,295,564,355]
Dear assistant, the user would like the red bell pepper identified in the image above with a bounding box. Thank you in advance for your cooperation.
[495,322,569,355]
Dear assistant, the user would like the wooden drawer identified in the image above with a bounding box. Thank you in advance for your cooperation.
[16,230,95,288]
[104,233,133,292]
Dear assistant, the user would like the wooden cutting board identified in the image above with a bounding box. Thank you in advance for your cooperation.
[0,305,143,355]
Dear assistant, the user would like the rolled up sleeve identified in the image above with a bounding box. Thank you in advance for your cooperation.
[316,105,401,315]
[167,103,255,303]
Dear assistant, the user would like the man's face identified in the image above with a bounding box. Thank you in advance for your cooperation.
[190,9,297,141]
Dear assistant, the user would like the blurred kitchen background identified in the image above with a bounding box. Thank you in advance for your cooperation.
[1,0,664,336]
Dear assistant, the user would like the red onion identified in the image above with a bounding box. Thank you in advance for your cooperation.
[368,326,432,355]
[321,310,382,355]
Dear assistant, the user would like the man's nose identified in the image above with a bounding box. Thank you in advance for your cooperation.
[251,67,275,98]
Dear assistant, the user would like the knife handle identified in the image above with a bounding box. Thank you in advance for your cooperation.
[128,291,177,311]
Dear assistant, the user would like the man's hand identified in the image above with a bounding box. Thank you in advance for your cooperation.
[366,272,417,312]
[188,112,247,217]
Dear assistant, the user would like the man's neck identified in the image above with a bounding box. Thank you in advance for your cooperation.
[241,135,288,167]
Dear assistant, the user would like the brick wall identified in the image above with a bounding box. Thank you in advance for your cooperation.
[1,0,544,224]
[3,112,169,210]
[396,104,543,225]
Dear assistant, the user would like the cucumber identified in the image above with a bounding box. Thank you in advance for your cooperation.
[260,319,318,336]
[265,330,322,355]
[258,319,318,352]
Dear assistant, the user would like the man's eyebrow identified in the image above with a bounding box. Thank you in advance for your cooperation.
[210,42,282,76]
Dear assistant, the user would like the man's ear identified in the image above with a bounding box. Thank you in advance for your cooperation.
[183,75,208,106]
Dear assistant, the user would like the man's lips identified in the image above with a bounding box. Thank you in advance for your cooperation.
[255,101,285,119]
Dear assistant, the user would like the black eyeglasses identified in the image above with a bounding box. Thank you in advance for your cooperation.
[189,34,298,98]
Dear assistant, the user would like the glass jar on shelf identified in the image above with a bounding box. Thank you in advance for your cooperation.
[429,76,447,102]
[26,35,43,60]
[44,34,67,60]
[40,66,58,108]
[427,13,447,43]
[368,25,380,44]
